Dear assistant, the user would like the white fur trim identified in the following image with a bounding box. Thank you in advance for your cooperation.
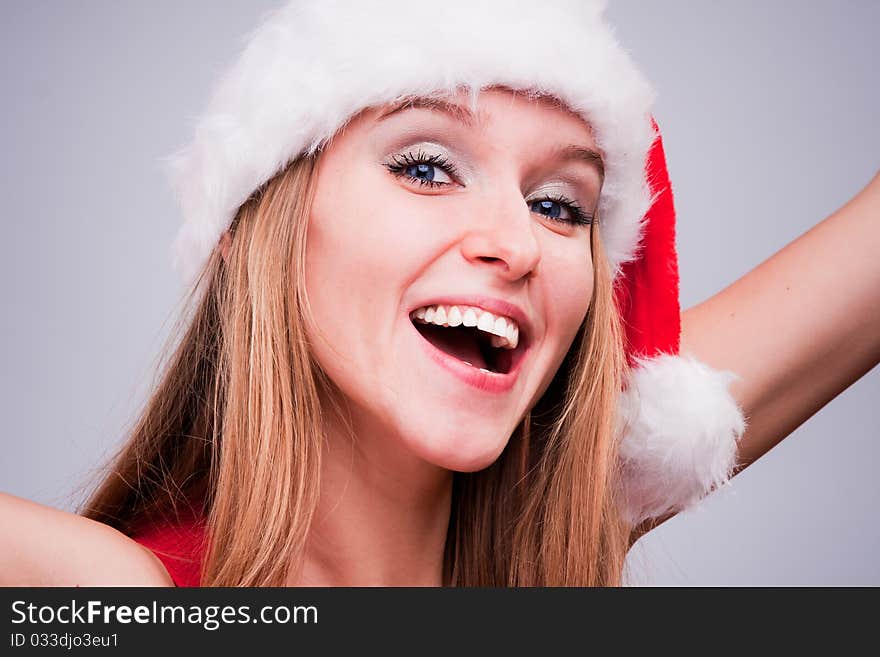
[616,354,748,527]
[167,0,657,286]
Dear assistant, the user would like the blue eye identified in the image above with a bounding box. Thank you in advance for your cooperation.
[385,151,458,188]
[531,200,565,218]
[409,163,435,181]
[529,196,593,227]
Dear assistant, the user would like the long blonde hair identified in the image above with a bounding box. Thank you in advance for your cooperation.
[83,150,631,586]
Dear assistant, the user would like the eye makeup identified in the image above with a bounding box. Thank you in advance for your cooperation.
[526,180,597,225]
[384,149,462,187]
[383,147,594,227]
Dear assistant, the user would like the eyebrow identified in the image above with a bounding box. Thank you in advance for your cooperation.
[553,145,605,180]
[377,97,605,179]
[377,96,477,127]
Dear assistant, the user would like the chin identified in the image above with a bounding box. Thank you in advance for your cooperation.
[404,425,513,473]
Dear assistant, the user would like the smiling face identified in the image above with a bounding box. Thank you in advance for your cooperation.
[304,87,603,473]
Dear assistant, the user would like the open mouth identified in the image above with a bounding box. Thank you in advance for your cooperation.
[409,311,529,376]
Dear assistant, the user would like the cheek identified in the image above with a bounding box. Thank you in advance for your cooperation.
[303,164,453,376]
[307,166,460,297]
[306,172,393,357]
[516,241,593,412]
[309,167,392,270]
[543,245,595,358]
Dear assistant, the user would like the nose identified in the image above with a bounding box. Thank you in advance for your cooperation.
[459,187,541,282]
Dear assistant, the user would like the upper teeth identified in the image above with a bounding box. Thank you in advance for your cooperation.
[410,304,520,350]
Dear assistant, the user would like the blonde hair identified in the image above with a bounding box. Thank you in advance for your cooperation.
[83,151,631,586]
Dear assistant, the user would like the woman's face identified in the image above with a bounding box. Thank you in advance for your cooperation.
[305,88,602,472]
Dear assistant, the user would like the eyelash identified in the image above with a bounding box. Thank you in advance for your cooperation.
[385,151,463,186]
[383,150,594,227]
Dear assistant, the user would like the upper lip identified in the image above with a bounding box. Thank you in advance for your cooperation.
[408,295,535,347]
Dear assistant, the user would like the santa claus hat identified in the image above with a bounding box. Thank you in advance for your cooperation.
[166,0,746,527]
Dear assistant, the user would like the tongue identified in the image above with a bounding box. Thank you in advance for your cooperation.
[415,323,488,370]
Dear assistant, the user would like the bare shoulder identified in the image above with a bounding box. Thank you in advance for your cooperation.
[0,492,173,587]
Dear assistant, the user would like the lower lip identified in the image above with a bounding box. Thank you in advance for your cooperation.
[410,320,528,394]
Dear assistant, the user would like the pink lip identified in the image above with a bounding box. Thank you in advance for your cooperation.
[408,315,531,394]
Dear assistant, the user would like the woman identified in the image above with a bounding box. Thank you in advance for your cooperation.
[1,1,877,586]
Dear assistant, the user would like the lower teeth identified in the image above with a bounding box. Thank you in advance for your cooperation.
[461,360,494,374]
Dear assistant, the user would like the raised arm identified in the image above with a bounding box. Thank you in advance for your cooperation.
[0,492,173,586]
[631,169,880,544]
[683,170,879,471]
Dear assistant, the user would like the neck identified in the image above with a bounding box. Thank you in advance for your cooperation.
[288,390,453,587]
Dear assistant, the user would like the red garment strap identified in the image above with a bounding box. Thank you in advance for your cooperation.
[130,507,207,587]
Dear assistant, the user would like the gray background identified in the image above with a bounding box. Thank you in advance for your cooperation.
[2,1,877,585]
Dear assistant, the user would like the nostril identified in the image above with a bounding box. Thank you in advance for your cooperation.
[476,256,519,280]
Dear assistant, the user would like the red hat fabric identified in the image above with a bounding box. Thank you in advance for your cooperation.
[615,121,681,367]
